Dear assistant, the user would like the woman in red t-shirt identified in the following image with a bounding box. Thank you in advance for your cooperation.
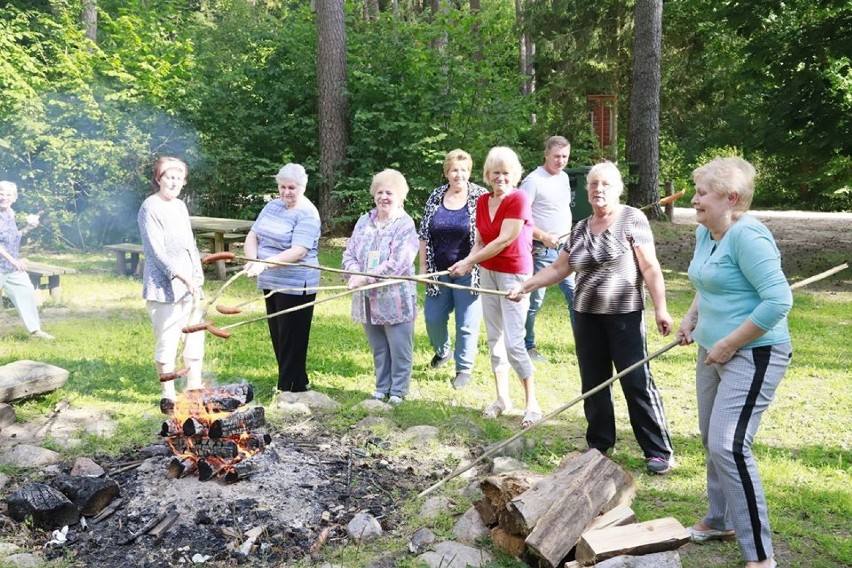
[449,147,540,427]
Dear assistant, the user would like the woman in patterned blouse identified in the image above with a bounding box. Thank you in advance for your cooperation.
[508,161,675,475]
[244,163,321,393]
[138,157,205,412]
[342,169,419,405]
[418,149,487,389]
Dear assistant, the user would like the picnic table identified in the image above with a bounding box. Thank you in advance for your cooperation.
[189,216,254,279]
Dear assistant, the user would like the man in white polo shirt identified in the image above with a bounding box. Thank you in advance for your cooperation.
[520,136,575,362]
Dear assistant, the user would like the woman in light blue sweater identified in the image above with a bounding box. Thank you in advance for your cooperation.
[677,157,791,568]
[138,157,205,412]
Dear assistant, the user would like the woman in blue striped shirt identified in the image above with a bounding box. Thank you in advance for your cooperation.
[244,164,321,392]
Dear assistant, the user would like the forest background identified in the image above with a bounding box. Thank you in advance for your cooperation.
[1,0,850,248]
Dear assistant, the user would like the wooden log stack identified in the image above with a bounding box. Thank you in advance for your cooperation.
[474,450,690,567]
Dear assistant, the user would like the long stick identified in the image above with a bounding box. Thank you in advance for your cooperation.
[216,284,351,314]
[790,261,848,290]
[234,255,509,297]
[217,271,447,331]
[417,338,681,498]
[639,189,686,211]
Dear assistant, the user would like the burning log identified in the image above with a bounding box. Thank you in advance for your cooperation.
[197,458,227,482]
[243,432,272,452]
[224,459,260,484]
[166,456,197,479]
[195,438,239,459]
[161,418,183,438]
[208,406,265,438]
[183,417,209,437]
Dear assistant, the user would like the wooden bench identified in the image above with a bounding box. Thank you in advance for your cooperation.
[196,232,245,252]
[104,243,144,276]
[26,261,76,304]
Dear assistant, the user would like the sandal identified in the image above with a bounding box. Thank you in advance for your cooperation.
[521,409,542,428]
[482,400,510,419]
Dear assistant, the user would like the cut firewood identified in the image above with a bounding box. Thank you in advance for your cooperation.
[182,417,209,437]
[574,517,690,565]
[480,471,545,513]
[6,483,80,530]
[473,498,498,526]
[570,550,682,567]
[524,453,636,567]
[195,438,239,459]
[208,406,265,438]
[224,458,260,483]
[166,456,197,479]
[90,497,124,524]
[197,458,227,482]
[586,504,637,532]
[506,450,613,536]
[52,474,121,516]
[491,526,526,558]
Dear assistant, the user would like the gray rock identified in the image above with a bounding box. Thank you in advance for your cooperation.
[418,541,493,568]
[275,401,312,416]
[460,480,483,501]
[400,425,439,446]
[484,436,535,459]
[353,415,395,431]
[5,553,43,568]
[277,390,341,412]
[451,458,481,480]
[0,444,61,467]
[359,399,391,413]
[419,496,454,521]
[447,415,487,441]
[409,526,437,553]
[490,456,528,474]
[346,512,383,543]
[0,360,68,402]
[0,542,20,555]
[0,402,15,429]
[594,551,682,567]
[452,506,489,544]
[70,457,105,477]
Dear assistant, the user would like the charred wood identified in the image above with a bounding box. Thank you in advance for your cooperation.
[224,459,260,484]
[166,457,197,479]
[197,458,226,482]
[6,483,80,530]
[52,474,121,516]
[208,406,265,438]
[182,417,209,437]
[160,419,182,437]
[195,438,239,459]
[122,510,170,545]
[91,497,124,524]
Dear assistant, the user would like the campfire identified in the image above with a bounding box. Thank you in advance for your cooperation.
[159,382,270,483]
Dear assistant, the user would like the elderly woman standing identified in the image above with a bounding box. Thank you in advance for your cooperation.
[138,157,205,411]
[419,149,487,389]
[508,161,674,473]
[244,164,321,393]
[343,169,419,405]
[677,158,791,568]
[449,147,541,427]
[0,181,53,340]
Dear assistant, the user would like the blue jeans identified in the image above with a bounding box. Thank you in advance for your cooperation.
[524,244,575,350]
[423,273,482,373]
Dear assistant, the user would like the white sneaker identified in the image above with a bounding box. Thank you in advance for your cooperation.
[388,395,404,406]
[30,330,54,340]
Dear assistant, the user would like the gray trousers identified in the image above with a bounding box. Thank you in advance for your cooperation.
[362,301,414,398]
[696,343,792,563]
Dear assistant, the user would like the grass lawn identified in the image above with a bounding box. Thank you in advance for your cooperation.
[1,222,850,568]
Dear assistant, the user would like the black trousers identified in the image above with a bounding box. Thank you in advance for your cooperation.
[264,290,316,392]
[573,310,673,460]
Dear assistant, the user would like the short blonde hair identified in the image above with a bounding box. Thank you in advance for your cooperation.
[443,149,473,177]
[482,147,523,188]
[0,181,18,198]
[692,157,755,213]
[586,161,624,194]
[370,169,410,200]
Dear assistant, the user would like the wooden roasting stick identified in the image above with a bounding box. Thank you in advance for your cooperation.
[418,338,682,498]
[216,284,350,314]
[639,189,686,211]
[790,261,849,289]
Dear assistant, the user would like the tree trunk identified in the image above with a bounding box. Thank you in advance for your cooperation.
[470,0,482,62]
[625,0,662,217]
[515,0,535,96]
[82,0,97,44]
[316,0,349,233]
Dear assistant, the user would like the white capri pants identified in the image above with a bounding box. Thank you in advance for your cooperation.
[146,298,205,370]
[479,268,534,379]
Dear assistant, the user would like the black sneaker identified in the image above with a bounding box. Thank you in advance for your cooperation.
[430,353,452,368]
[452,371,471,390]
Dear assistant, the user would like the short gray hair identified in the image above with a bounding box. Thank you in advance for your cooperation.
[275,163,308,188]
[692,157,756,213]
[0,181,18,197]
